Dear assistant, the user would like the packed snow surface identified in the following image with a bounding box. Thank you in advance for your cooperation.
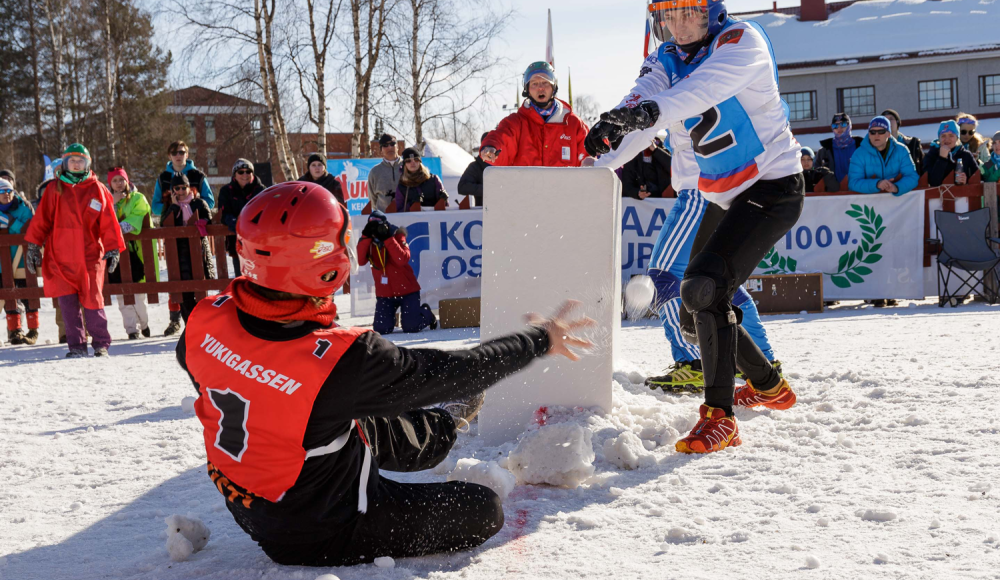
[1,296,999,579]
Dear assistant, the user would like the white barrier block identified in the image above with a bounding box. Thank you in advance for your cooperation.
[479,167,621,445]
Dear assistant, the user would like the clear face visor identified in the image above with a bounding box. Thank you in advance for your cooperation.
[648,2,708,45]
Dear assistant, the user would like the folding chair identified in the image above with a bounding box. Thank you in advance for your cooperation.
[932,208,1000,307]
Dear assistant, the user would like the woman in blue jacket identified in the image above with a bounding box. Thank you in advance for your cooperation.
[847,116,919,195]
[0,178,40,345]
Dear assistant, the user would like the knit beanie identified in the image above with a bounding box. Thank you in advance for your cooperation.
[868,116,890,132]
[800,147,815,159]
[938,120,960,138]
[232,158,254,175]
[107,167,129,185]
[307,153,325,168]
[0,177,13,193]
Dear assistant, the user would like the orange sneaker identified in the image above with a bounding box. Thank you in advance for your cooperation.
[675,405,741,454]
[734,378,797,410]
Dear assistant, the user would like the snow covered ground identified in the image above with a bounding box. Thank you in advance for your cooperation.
[2,295,999,580]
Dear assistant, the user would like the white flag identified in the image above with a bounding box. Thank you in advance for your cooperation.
[546,9,555,67]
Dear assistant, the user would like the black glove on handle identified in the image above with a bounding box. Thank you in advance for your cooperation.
[103,249,120,274]
[599,101,661,134]
[584,121,625,157]
[25,243,43,275]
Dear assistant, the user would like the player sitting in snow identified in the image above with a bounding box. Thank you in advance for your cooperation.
[176,182,594,566]
[586,0,803,453]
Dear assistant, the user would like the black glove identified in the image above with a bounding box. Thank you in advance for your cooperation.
[599,101,661,134]
[375,222,391,241]
[103,249,120,274]
[585,121,625,157]
[362,221,379,238]
[25,242,43,275]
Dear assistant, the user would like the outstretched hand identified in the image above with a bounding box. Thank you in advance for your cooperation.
[525,300,596,361]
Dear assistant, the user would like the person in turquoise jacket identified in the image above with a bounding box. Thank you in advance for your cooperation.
[0,177,40,345]
[848,116,919,195]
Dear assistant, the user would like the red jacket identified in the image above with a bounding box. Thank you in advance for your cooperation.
[483,99,589,168]
[25,174,126,309]
[357,229,420,298]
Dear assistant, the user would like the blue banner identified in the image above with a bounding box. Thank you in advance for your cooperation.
[327,157,443,216]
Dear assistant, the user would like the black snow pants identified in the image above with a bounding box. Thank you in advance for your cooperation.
[261,409,504,567]
[678,173,805,413]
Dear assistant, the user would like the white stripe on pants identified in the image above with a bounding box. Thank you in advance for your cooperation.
[116,295,149,334]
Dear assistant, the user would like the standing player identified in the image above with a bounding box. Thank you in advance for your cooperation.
[636,129,781,393]
[176,182,594,566]
[587,0,804,453]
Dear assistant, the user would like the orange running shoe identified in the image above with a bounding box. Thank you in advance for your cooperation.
[675,405,741,454]
[734,378,797,410]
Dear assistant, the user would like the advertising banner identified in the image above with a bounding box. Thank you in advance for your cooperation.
[327,157,443,216]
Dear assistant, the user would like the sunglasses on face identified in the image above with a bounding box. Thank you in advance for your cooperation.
[405,158,420,163]
[236,169,253,175]
[172,186,189,192]
[960,130,976,136]
[382,143,397,148]
[171,150,188,156]
[869,129,887,136]
[0,189,13,196]
[831,122,848,129]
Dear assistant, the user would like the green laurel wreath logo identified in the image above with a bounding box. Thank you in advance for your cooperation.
[757,204,885,288]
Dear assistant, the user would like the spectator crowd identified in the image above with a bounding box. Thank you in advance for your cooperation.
[3,59,999,351]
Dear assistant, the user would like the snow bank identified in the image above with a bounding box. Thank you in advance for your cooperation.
[164,515,210,562]
[423,139,475,203]
[507,423,595,488]
[447,458,516,501]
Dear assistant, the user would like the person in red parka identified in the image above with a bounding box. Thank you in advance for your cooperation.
[480,61,591,168]
[356,210,437,334]
[24,143,126,358]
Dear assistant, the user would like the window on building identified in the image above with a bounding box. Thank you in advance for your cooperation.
[185,116,196,143]
[918,79,958,111]
[188,148,197,166]
[207,148,218,175]
[836,86,875,117]
[205,117,216,142]
[781,91,817,122]
[980,75,1000,107]
[252,117,264,142]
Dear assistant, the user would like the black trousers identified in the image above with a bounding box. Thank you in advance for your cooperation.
[261,409,503,567]
[679,174,805,411]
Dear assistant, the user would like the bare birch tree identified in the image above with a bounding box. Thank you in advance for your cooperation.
[347,0,391,157]
[394,0,510,145]
[291,0,344,160]
[42,0,67,149]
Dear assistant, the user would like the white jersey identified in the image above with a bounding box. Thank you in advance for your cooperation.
[596,19,801,209]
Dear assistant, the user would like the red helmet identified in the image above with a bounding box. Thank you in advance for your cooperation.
[236,181,355,297]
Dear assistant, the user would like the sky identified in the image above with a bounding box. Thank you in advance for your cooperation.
[161,0,803,143]
[489,0,799,124]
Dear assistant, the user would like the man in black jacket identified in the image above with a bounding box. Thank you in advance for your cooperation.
[217,159,265,276]
[619,138,671,199]
[299,153,345,206]
[457,133,491,206]
[177,182,593,567]
[881,109,924,175]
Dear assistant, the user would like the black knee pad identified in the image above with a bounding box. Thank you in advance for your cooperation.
[681,252,731,313]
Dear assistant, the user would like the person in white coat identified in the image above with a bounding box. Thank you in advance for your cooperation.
[586,0,803,454]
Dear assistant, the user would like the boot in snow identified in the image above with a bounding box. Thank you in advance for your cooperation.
[8,329,25,346]
[22,329,39,345]
[66,348,87,358]
[675,405,741,454]
[141,327,151,338]
[735,360,783,381]
[646,360,704,393]
[163,311,182,337]
[734,378,797,411]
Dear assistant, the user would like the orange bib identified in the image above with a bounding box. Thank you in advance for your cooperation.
[186,293,369,503]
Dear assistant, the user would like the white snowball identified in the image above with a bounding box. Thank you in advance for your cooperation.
[373,556,395,568]
[447,458,516,501]
[804,555,821,569]
[507,423,595,488]
[164,515,210,561]
[625,275,655,312]
[874,553,890,564]
[860,509,896,522]
[180,397,197,414]
[602,431,655,470]
[315,575,341,580]
[166,532,194,562]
